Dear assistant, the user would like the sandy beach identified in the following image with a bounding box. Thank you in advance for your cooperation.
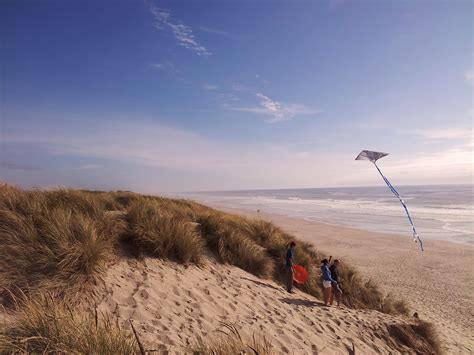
[210,205,474,353]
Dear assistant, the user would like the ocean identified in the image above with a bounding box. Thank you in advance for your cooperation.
[186,185,474,245]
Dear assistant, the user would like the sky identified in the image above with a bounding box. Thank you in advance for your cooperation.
[1,0,473,193]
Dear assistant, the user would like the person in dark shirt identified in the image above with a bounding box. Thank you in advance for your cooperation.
[321,258,336,306]
[285,242,296,293]
[329,259,343,307]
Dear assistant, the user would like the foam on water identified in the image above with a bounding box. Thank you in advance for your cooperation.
[186,185,474,245]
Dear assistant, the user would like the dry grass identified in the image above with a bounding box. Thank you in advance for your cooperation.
[0,186,121,299]
[124,200,205,264]
[388,320,442,354]
[0,292,137,354]
[193,322,273,355]
[0,183,407,314]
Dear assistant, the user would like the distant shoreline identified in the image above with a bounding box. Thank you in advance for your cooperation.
[184,184,474,246]
[184,182,473,195]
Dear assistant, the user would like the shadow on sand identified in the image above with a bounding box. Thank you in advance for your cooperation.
[241,277,282,291]
[280,297,327,308]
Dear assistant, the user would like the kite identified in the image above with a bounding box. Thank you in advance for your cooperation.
[293,264,308,284]
[355,150,424,251]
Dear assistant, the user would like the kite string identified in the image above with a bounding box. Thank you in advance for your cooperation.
[373,162,424,251]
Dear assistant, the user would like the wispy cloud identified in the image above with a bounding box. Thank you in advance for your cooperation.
[72,164,101,171]
[0,161,42,171]
[231,93,320,123]
[151,61,184,80]
[464,69,474,85]
[231,83,252,92]
[412,128,472,141]
[197,26,244,40]
[203,84,219,91]
[5,117,472,190]
[149,4,211,56]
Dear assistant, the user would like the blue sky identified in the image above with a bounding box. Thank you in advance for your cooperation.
[1,0,472,192]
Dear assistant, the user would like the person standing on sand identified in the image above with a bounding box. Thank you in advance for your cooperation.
[321,258,336,306]
[329,259,343,307]
[285,242,296,293]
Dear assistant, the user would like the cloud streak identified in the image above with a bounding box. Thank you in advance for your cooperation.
[150,5,211,56]
[231,93,319,123]
[3,117,473,190]
[411,128,473,141]
[464,69,474,85]
[0,161,43,171]
[197,26,244,40]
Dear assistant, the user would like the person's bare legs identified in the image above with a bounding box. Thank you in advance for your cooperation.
[323,286,331,305]
[329,288,334,305]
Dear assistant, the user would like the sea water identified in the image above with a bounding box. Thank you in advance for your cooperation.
[187,185,474,245]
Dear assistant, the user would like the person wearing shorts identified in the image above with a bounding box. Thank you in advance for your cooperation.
[320,258,336,306]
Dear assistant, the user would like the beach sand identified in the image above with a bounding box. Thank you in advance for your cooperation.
[96,257,431,354]
[213,206,474,353]
[92,204,473,353]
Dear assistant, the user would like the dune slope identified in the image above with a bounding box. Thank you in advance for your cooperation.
[95,256,432,354]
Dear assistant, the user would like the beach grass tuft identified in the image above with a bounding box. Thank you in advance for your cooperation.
[0,291,137,354]
[388,319,442,354]
[193,322,273,355]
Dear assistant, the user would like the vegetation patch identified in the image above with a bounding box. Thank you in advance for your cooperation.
[388,320,442,354]
[0,292,137,354]
[0,184,411,314]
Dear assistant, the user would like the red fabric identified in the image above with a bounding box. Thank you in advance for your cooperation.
[292,264,308,284]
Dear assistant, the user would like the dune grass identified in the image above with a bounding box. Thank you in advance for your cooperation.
[193,322,273,355]
[388,320,442,354]
[0,292,137,354]
[1,184,405,313]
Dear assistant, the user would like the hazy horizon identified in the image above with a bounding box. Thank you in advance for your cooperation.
[1,0,472,192]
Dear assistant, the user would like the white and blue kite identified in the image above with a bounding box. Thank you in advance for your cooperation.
[355,150,424,251]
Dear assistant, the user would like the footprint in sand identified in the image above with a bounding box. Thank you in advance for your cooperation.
[125,295,137,308]
[138,289,149,299]
[293,330,303,340]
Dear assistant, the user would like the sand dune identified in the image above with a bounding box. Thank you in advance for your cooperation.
[95,256,426,354]
[210,206,474,353]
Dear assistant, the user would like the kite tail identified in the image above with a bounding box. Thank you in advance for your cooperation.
[373,162,424,251]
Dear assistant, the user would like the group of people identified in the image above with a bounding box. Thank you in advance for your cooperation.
[285,242,342,307]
